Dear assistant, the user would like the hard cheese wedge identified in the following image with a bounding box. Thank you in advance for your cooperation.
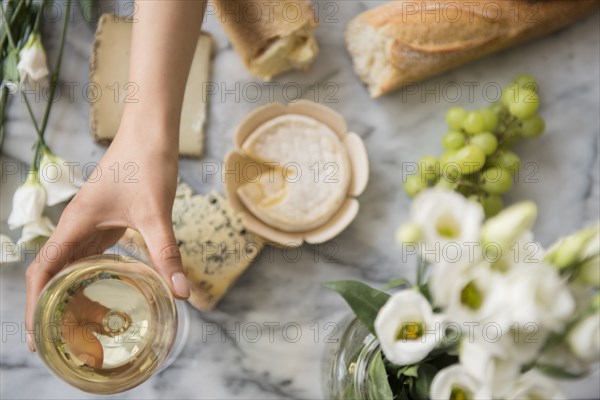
[90,14,212,157]
[119,179,264,311]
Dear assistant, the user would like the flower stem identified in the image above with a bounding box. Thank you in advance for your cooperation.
[0,3,17,49]
[0,0,26,52]
[39,0,71,135]
[0,86,7,153]
[33,0,48,33]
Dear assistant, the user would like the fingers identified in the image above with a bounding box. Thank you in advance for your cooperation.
[25,212,97,352]
[138,220,190,300]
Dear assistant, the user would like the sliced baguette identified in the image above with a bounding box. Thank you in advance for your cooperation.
[212,0,318,80]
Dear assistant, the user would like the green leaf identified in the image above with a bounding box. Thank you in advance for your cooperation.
[323,281,390,335]
[402,365,419,378]
[2,48,19,82]
[385,277,412,290]
[534,364,588,380]
[413,363,438,399]
[78,0,97,23]
[367,351,394,400]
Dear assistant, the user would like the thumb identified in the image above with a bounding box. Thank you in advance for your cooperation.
[138,221,190,300]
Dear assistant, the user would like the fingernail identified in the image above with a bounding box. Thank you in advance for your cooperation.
[26,332,35,352]
[171,272,190,298]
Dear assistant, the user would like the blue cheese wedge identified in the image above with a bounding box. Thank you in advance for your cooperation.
[172,191,264,310]
[119,182,263,311]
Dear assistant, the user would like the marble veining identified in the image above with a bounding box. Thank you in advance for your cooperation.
[1,1,599,398]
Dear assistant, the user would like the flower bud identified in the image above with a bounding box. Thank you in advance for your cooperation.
[481,201,537,249]
[545,225,599,270]
[395,222,423,245]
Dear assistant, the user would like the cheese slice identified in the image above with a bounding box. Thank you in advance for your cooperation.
[90,14,212,157]
[237,114,351,232]
[118,180,264,311]
[173,191,264,311]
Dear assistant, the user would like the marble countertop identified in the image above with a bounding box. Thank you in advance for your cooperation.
[1,1,599,398]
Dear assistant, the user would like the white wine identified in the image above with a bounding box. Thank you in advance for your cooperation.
[34,254,178,394]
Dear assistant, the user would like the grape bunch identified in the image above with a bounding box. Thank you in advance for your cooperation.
[404,74,545,217]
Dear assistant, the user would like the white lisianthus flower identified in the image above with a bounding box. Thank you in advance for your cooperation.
[7,172,47,229]
[459,340,521,398]
[374,290,443,366]
[430,365,491,400]
[38,149,85,206]
[428,260,471,308]
[18,216,55,245]
[506,370,565,400]
[507,263,575,332]
[17,33,50,84]
[1,234,20,264]
[410,189,484,263]
[566,314,600,364]
[480,201,537,250]
[442,262,511,328]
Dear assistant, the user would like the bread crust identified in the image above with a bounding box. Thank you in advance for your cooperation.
[211,0,318,79]
[347,0,600,97]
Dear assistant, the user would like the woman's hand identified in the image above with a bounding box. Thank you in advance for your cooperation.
[25,118,190,352]
[24,0,206,353]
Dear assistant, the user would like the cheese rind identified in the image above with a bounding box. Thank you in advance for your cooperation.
[90,14,212,157]
[237,114,351,232]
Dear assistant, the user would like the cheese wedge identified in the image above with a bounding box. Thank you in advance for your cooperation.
[118,180,264,311]
[237,114,350,232]
[90,14,212,157]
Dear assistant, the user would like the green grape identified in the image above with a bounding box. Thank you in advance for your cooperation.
[481,195,504,217]
[501,83,520,107]
[446,106,468,130]
[490,102,505,114]
[440,150,457,167]
[404,175,427,197]
[470,132,498,156]
[508,88,540,120]
[454,145,486,175]
[490,150,521,175]
[520,114,545,138]
[442,131,466,150]
[419,155,440,182]
[480,108,499,132]
[463,111,486,135]
[481,166,513,195]
[513,74,538,92]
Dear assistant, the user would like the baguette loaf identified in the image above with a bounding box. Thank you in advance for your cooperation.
[211,0,318,80]
[346,0,600,97]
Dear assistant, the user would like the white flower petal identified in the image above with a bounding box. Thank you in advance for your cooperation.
[374,290,442,365]
[1,234,20,264]
[7,180,47,229]
[567,314,600,363]
[506,370,565,400]
[17,34,49,84]
[411,189,483,264]
[18,216,56,245]
[38,151,84,206]
[430,365,491,400]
